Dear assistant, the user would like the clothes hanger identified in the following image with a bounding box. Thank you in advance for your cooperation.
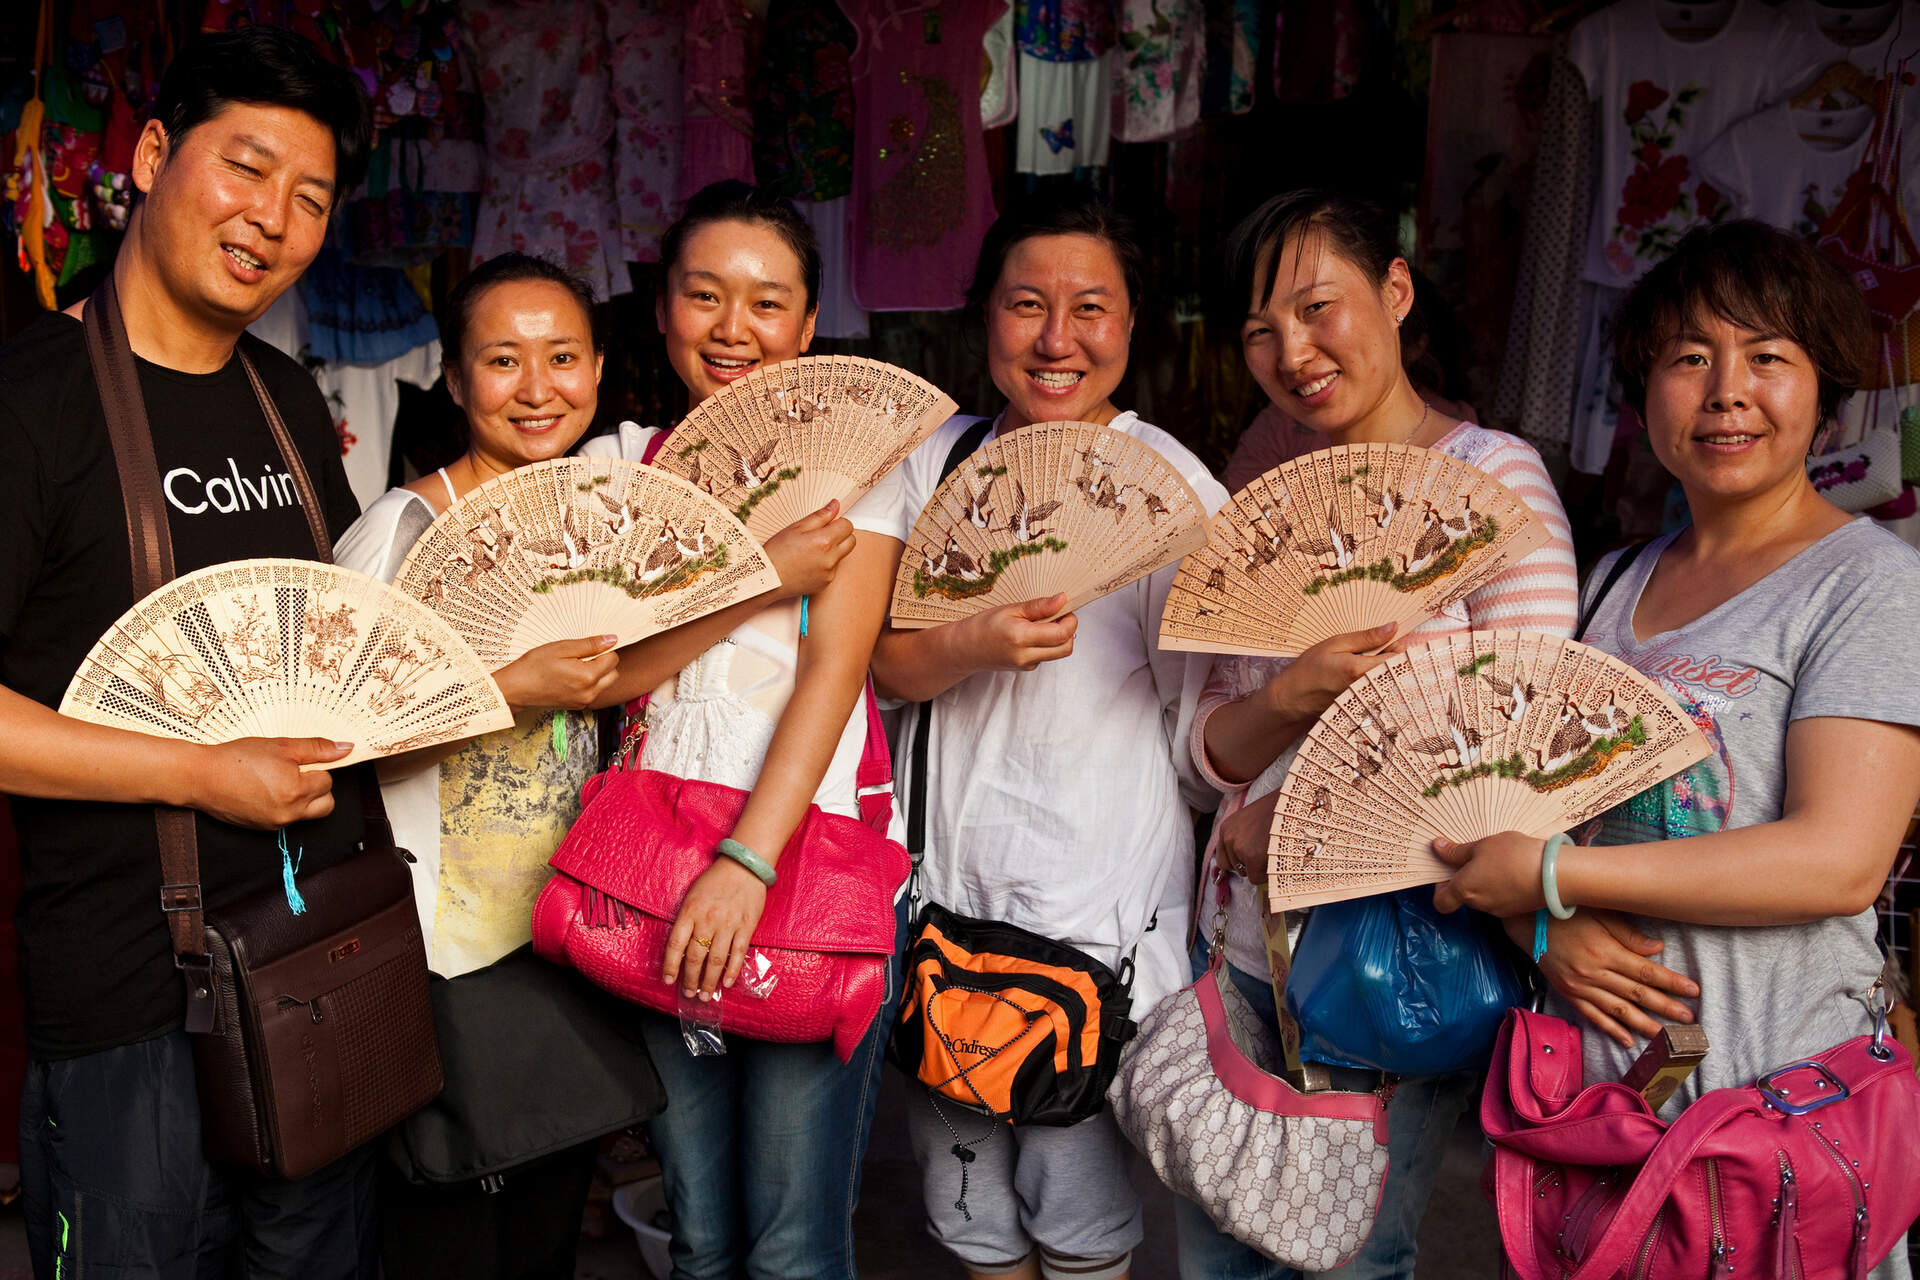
[1790,60,1882,110]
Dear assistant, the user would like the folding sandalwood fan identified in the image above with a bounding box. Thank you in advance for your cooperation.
[889,420,1210,628]
[393,457,780,667]
[1266,630,1712,912]
[60,559,514,769]
[1160,443,1552,658]
[650,355,957,539]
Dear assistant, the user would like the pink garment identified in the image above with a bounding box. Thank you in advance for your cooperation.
[608,0,683,262]
[843,0,1007,311]
[679,0,757,199]
[1221,394,1480,494]
[464,0,645,298]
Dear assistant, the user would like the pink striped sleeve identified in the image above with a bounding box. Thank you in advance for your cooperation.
[1462,440,1580,638]
[1190,655,1285,793]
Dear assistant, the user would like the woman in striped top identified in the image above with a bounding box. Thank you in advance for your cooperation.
[1177,192,1587,1280]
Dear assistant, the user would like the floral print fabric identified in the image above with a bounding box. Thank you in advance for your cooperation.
[751,0,857,202]
[1016,0,1114,62]
[463,0,658,297]
[1113,0,1205,143]
[1567,0,1824,285]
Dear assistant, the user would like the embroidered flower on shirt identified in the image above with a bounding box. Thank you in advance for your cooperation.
[1608,81,1718,270]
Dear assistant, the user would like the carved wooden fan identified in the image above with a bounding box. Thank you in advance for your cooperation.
[393,458,779,667]
[890,420,1210,628]
[650,355,956,539]
[1161,443,1551,658]
[60,559,514,768]
[1266,630,1712,912]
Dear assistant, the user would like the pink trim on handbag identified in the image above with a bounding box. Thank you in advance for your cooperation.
[1195,967,1390,1142]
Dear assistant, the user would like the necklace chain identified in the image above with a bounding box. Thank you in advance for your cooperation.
[1403,400,1431,446]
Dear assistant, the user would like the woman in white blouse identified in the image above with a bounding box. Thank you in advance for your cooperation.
[869,188,1228,1280]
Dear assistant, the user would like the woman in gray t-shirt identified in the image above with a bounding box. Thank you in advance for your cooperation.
[1431,222,1920,1133]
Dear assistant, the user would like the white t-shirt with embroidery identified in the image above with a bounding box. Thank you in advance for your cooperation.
[1569,0,1824,285]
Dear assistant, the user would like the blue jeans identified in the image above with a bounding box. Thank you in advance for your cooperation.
[636,900,903,1280]
[1173,941,1479,1280]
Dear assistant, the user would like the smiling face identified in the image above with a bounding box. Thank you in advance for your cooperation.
[1240,228,1417,440]
[1642,309,1824,507]
[985,233,1134,431]
[446,278,604,472]
[657,218,817,408]
[130,102,338,332]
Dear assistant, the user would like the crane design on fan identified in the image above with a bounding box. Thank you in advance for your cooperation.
[1266,631,1712,913]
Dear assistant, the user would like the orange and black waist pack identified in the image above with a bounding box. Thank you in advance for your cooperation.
[888,903,1138,1126]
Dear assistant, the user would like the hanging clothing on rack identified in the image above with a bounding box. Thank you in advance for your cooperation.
[844,0,1007,312]
[1698,100,1920,236]
[982,7,1019,129]
[1493,43,1591,456]
[1012,0,1113,176]
[1111,0,1206,143]
[680,0,757,200]
[462,0,633,299]
[249,290,442,512]
[607,0,683,263]
[1568,0,1826,288]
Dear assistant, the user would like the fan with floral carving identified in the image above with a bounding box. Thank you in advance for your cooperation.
[60,559,513,768]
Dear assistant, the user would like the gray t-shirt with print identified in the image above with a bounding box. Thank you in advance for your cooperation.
[1565,518,1920,1107]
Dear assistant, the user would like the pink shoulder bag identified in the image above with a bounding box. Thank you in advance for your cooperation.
[1481,1006,1920,1279]
[530,426,909,1061]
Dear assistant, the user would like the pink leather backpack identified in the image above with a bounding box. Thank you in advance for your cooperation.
[1481,1007,1920,1279]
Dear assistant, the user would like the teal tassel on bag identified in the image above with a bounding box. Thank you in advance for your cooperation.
[552,710,568,762]
[278,830,307,916]
[800,594,810,637]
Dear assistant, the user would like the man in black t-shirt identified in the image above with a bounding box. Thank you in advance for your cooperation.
[0,29,380,1279]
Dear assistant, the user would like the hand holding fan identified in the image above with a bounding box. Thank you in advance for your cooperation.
[1266,631,1712,912]
[890,420,1209,628]
[1161,443,1552,658]
[60,559,514,768]
[650,355,957,539]
[393,458,779,666]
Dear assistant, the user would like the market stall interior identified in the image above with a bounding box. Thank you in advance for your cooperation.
[1,0,1918,1277]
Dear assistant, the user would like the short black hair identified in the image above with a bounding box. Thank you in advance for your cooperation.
[441,253,603,366]
[151,27,373,200]
[1612,220,1874,429]
[1224,189,1402,316]
[659,181,822,312]
[964,187,1148,326]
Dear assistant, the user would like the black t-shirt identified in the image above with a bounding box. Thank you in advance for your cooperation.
[0,312,367,1059]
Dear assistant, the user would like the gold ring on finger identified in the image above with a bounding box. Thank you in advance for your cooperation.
[694,936,712,949]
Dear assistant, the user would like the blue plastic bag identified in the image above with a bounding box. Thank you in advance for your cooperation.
[1285,886,1525,1077]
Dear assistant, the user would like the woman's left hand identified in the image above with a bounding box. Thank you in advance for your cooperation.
[663,858,769,1001]
[1431,831,1549,916]
[1215,788,1281,881]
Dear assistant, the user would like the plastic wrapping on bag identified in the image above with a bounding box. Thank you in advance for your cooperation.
[737,948,779,1000]
[1285,887,1525,1077]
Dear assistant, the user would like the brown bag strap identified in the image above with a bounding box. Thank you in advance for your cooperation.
[81,272,353,1030]
[236,345,332,561]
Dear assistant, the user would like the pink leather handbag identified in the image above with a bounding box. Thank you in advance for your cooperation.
[531,685,909,1063]
[1481,1007,1920,1280]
